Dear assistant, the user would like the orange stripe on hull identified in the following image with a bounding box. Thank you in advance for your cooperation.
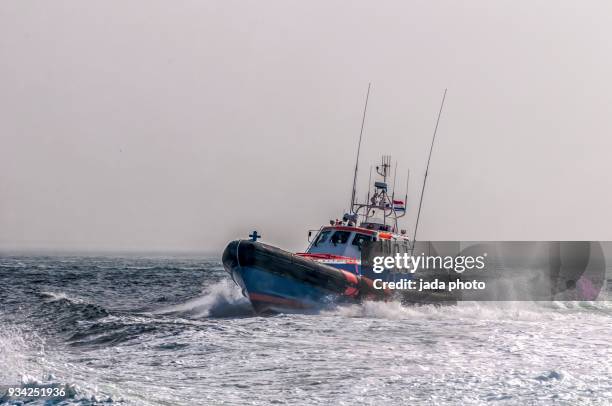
[342,270,358,285]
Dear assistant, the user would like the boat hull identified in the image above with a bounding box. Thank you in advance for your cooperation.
[229,265,338,313]
[222,240,382,313]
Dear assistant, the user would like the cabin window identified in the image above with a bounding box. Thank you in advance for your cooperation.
[313,230,332,246]
[352,233,373,250]
[330,231,351,245]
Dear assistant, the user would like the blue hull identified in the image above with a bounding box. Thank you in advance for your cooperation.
[230,265,342,313]
[222,240,371,314]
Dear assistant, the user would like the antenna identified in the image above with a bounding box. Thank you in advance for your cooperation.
[395,169,409,220]
[390,161,398,201]
[364,165,373,222]
[412,88,447,251]
[390,162,398,231]
[404,169,410,211]
[350,83,371,213]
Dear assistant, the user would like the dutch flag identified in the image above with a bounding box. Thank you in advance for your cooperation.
[393,200,405,212]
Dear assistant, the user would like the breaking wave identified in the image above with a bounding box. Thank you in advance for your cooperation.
[326,299,612,321]
[157,280,254,318]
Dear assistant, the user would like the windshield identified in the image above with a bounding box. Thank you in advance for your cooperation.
[330,231,351,245]
[351,233,373,250]
[313,230,332,246]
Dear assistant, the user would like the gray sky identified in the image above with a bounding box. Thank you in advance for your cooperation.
[1,1,612,253]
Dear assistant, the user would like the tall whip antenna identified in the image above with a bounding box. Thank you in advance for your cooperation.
[400,169,409,219]
[412,88,447,250]
[350,83,371,213]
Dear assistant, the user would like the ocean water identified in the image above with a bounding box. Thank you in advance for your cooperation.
[0,255,610,405]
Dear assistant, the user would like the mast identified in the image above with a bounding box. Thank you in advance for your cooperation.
[350,83,371,213]
[390,162,398,231]
[375,155,390,226]
[412,89,447,250]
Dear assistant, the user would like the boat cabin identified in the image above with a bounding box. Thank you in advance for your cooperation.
[306,225,410,259]
[307,226,375,258]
